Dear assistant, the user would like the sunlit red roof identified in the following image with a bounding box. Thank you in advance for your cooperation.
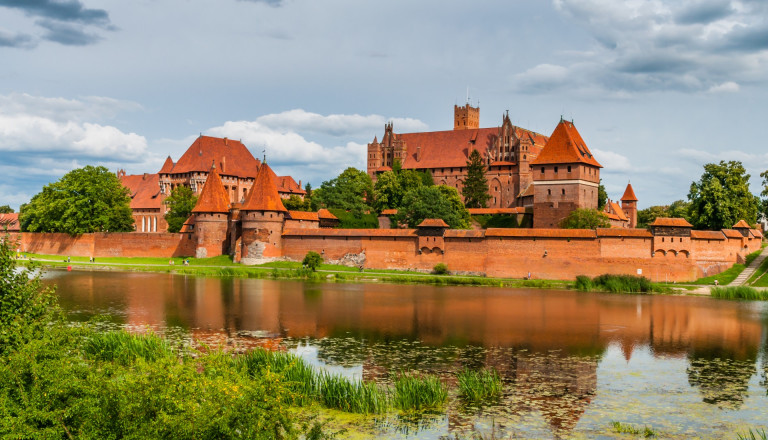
[276,175,307,196]
[467,207,525,215]
[241,163,287,212]
[0,213,19,232]
[650,218,692,227]
[732,220,751,229]
[192,165,230,213]
[621,183,638,202]
[530,120,602,167]
[418,218,449,228]
[596,228,652,238]
[317,209,338,220]
[120,173,164,210]
[170,136,261,178]
[691,230,726,240]
[288,211,318,221]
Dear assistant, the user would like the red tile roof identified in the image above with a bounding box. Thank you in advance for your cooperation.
[596,228,652,238]
[467,207,525,215]
[518,184,534,198]
[485,228,597,238]
[169,136,261,178]
[282,228,417,237]
[380,209,398,215]
[159,156,175,174]
[650,218,692,227]
[192,165,230,213]
[606,201,628,222]
[530,120,602,167]
[722,229,744,239]
[445,230,485,238]
[288,211,318,221]
[120,173,164,210]
[605,213,622,221]
[418,218,449,228]
[750,229,763,238]
[317,209,338,220]
[732,220,751,228]
[621,183,638,202]
[390,126,547,170]
[691,230,726,240]
[241,163,287,212]
[0,213,20,232]
[276,175,307,196]
[179,215,195,233]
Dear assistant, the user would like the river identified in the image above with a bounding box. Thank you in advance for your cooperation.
[44,269,768,439]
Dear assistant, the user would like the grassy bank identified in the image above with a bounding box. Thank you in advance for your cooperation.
[693,248,763,286]
[710,286,768,301]
[575,274,670,294]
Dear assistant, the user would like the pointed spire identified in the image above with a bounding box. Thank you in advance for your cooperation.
[192,165,230,213]
[621,183,638,202]
[159,155,175,174]
[241,163,287,212]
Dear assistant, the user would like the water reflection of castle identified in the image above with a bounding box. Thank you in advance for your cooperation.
[58,272,766,435]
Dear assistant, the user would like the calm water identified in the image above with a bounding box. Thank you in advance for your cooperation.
[45,269,768,439]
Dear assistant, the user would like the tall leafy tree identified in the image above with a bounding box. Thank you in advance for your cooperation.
[637,200,691,228]
[282,194,310,211]
[312,167,373,216]
[560,208,610,229]
[597,180,607,210]
[688,161,758,230]
[163,186,198,233]
[462,149,490,208]
[759,169,768,221]
[0,205,13,214]
[20,166,134,235]
[373,168,425,212]
[395,185,471,229]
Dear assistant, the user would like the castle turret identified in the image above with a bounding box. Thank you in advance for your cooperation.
[191,163,231,258]
[454,103,479,130]
[239,163,287,264]
[620,183,638,228]
[530,119,602,228]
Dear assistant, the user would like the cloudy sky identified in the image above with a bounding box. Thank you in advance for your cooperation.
[1,0,767,210]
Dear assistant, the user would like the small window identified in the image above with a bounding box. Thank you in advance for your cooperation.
[561,189,565,195]
[547,189,551,195]
[554,166,558,173]
[541,167,545,173]
[567,165,571,172]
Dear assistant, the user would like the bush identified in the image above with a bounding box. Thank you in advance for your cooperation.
[575,274,656,293]
[433,263,449,275]
[302,251,323,272]
[574,275,593,291]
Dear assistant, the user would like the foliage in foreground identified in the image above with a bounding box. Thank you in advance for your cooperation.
[611,421,656,437]
[737,428,768,440]
[575,274,662,294]
[457,369,503,404]
[392,372,447,411]
[710,286,768,301]
[302,251,324,272]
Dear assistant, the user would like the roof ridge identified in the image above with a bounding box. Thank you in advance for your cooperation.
[241,163,287,212]
[192,164,230,213]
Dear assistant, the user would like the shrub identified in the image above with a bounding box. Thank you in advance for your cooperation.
[302,251,323,272]
[433,263,449,275]
[710,286,768,300]
[575,274,655,293]
[574,275,593,291]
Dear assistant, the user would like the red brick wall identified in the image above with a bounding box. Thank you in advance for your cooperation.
[21,232,195,258]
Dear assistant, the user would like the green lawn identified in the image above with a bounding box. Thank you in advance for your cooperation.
[22,253,237,267]
[692,248,763,285]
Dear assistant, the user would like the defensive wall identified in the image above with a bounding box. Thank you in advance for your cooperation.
[9,224,762,282]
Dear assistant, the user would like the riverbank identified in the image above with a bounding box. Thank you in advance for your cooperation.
[17,252,707,294]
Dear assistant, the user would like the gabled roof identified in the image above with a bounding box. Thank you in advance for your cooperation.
[120,173,164,210]
[606,201,628,222]
[170,136,261,178]
[159,156,175,174]
[241,163,287,212]
[732,220,751,229]
[276,176,307,196]
[179,215,195,233]
[530,120,602,167]
[418,218,449,228]
[0,213,20,232]
[317,209,338,220]
[382,125,547,170]
[380,209,398,215]
[288,211,318,221]
[192,165,230,213]
[691,230,726,240]
[621,183,638,202]
[650,217,692,227]
[722,229,744,239]
[751,229,763,238]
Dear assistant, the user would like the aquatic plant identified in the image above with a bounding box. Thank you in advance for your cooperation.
[611,421,656,437]
[392,371,447,411]
[316,372,388,414]
[83,330,173,365]
[456,368,502,404]
[575,274,662,294]
[737,428,768,440]
[234,348,318,406]
[710,286,768,300]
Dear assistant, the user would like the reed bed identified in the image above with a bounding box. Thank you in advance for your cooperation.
[316,372,388,414]
[575,274,662,294]
[737,428,768,440]
[392,372,447,411]
[233,348,318,406]
[611,422,656,437]
[457,368,503,404]
[710,286,768,301]
[83,331,173,365]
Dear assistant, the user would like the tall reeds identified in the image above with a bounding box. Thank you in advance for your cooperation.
[575,274,660,293]
[710,286,768,301]
[83,331,173,364]
[316,372,388,414]
[234,348,318,406]
[457,368,503,404]
[392,372,447,410]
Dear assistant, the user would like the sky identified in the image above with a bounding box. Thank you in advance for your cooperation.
[1,0,767,211]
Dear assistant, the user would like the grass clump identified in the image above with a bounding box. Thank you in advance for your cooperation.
[737,428,768,440]
[316,372,388,414]
[83,330,173,365]
[433,263,449,275]
[457,368,503,404]
[234,348,318,406]
[611,422,656,437]
[392,372,447,411]
[710,286,768,301]
[575,274,663,294]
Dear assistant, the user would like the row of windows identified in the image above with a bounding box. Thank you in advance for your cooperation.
[539,166,597,175]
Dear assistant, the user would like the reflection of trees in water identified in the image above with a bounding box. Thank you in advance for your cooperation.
[687,347,756,409]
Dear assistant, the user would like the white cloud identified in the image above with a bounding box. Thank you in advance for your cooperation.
[254,109,428,137]
[708,81,740,93]
[592,148,632,172]
[0,92,142,122]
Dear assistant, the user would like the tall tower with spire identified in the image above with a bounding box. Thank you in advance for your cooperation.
[239,163,288,264]
[621,183,638,228]
[191,163,231,258]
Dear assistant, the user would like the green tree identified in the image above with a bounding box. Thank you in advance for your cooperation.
[0,235,57,356]
[395,185,471,229]
[312,168,373,216]
[688,161,759,230]
[636,200,691,229]
[419,170,434,187]
[372,168,425,212]
[282,194,310,211]
[759,170,768,221]
[597,180,607,210]
[0,205,13,214]
[462,149,490,208]
[302,251,323,271]
[20,166,134,235]
[163,186,198,233]
[560,208,611,229]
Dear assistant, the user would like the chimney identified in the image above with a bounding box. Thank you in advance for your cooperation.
[143,172,148,180]
[224,137,228,146]
[416,146,421,162]
[221,156,226,173]
[298,179,301,188]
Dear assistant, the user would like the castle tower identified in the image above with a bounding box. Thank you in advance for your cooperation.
[620,183,638,228]
[454,103,479,130]
[191,163,231,258]
[530,119,602,228]
[239,163,287,265]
